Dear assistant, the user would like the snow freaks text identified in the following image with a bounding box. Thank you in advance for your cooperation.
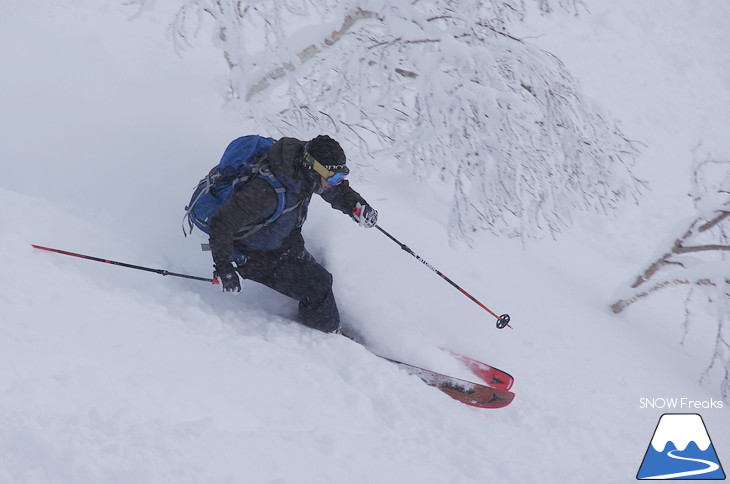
[639,398,724,410]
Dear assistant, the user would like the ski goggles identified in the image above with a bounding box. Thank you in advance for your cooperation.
[303,151,350,186]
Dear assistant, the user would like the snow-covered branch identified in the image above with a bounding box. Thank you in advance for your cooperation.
[130,0,641,241]
[613,157,730,401]
[244,8,379,101]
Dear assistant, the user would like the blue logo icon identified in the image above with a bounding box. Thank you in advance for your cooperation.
[637,413,725,480]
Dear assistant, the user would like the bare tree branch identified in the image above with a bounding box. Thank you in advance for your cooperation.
[673,244,730,253]
[612,277,730,314]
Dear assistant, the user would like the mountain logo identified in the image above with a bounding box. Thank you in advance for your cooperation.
[637,413,725,480]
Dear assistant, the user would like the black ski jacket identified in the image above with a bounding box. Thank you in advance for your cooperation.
[208,137,368,271]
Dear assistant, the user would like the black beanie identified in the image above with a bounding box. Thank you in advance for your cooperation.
[306,135,346,168]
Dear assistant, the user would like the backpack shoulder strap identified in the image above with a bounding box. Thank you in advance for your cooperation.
[257,165,287,224]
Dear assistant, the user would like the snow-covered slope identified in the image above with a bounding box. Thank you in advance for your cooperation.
[1,1,728,483]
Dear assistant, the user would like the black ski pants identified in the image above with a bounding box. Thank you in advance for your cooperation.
[238,246,340,333]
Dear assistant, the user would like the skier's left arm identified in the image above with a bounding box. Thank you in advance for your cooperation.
[320,180,378,228]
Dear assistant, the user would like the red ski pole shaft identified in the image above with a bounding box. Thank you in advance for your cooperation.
[32,245,219,284]
[373,226,511,329]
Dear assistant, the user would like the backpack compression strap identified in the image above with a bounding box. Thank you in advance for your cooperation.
[230,167,293,240]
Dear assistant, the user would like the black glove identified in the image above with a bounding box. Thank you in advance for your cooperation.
[352,202,378,228]
[215,265,241,293]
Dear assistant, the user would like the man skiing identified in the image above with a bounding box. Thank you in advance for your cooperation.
[207,135,378,333]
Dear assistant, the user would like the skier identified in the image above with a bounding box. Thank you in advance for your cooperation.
[207,135,378,333]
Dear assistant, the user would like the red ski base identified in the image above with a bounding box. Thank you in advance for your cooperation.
[442,348,514,391]
[342,333,515,409]
[386,358,515,409]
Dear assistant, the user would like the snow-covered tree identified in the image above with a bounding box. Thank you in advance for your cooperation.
[612,157,730,401]
[129,0,643,240]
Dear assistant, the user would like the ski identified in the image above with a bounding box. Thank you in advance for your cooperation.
[384,357,515,408]
[441,348,514,391]
[341,332,514,408]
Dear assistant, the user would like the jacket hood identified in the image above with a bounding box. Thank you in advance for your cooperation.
[266,137,306,177]
[266,137,321,188]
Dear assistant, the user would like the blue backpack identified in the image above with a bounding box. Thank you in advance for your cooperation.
[184,135,285,238]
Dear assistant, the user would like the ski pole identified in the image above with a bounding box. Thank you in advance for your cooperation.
[32,245,219,284]
[373,226,511,329]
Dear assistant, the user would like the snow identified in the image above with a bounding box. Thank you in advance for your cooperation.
[1,1,729,483]
[651,414,711,452]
